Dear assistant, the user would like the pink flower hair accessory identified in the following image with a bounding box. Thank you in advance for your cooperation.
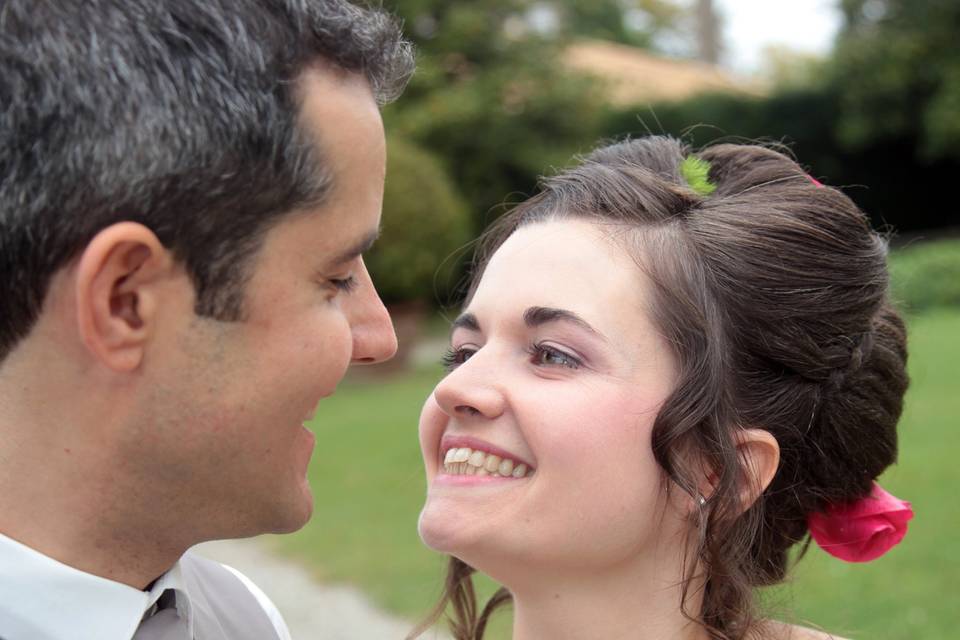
[807,482,913,562]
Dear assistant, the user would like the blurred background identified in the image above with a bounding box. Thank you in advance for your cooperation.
[235,1,959,638]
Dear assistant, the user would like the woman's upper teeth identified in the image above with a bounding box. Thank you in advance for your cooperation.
[442,447,533,478]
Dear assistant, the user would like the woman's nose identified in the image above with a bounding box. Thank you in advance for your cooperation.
[432,349,506,420]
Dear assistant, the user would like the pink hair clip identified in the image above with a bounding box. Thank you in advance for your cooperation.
[807,174,825,188]
[807,482,913,562]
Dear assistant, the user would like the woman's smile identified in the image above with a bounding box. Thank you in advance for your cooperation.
[438,434,536,481]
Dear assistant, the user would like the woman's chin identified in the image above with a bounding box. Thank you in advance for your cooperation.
[417,506,466,553]
[417,502,499,558]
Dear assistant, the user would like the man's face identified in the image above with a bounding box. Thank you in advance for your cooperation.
[129,68,397,537]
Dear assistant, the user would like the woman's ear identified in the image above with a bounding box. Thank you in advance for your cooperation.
[734,428,780,512]
[74,222,176,372]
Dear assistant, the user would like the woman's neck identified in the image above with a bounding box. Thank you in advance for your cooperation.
[508,554,710,640]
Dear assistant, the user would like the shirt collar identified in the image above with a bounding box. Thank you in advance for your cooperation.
[0,532,193,640]
[145,558,193,632]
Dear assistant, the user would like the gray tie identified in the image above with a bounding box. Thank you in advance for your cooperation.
[133,590,190,640]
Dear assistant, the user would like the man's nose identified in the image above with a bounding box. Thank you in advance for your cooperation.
[350,262,398,365]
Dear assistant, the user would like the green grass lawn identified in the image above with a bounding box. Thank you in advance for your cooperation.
[272,309,960,639]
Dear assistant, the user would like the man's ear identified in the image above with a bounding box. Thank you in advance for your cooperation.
[734,428,780,512]
[74,222,177,372]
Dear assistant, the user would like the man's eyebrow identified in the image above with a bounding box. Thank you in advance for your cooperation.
[330,229,381,265]
[523,306,605,339]
[451,312,480,333]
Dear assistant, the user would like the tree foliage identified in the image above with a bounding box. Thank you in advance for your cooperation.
[380,0,688,233]
[366,0,958,305]
[545,0,686,49]
[831,0,960,159]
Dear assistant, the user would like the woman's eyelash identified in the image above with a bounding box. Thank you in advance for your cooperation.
[441,346,474,372]
[528,342,581,369]
[441,343,581,372]
[330,276,358,293]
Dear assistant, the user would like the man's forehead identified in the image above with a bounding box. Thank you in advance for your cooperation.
[296,67,383,153]
[328,228,381,266]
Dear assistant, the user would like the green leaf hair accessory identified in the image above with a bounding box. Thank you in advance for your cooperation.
[680,156,716,196]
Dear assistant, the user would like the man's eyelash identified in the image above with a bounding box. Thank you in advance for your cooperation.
[331,276,358,293]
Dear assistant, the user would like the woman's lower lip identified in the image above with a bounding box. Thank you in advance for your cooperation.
[434,473,531,486]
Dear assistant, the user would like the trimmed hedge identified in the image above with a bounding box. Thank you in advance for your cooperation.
[601,88,960,236]
[366,135,471,304]
[889,237,960,313]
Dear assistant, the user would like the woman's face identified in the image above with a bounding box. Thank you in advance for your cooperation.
[418,219,685,582]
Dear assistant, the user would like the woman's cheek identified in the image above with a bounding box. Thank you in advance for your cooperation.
[418,392,447,476]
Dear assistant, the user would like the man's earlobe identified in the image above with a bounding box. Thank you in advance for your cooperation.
[74,222,173,372]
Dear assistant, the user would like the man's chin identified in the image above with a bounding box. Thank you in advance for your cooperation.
[220,480,314,537]
[270,486,315,534]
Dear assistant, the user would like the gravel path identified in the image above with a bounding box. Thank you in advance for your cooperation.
[194,538,445,640]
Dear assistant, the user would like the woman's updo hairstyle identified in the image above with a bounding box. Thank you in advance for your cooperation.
[417,136,908,640]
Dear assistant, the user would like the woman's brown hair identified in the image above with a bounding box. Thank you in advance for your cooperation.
[410,136,908,640]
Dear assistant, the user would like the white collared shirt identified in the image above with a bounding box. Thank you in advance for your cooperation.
[0,533,291,640]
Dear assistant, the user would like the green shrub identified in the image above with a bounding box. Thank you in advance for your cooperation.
[366,135,472,304]
[601,88,960,236]
[889,237,960,312]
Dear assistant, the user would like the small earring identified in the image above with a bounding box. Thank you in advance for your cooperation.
[698,495,707,507]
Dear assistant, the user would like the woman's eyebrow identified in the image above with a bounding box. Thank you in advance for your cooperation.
[451,312,480,333]
[523,306,607,341]
[451,307,607,342]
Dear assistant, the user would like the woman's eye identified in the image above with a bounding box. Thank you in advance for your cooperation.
[441,346,476,372]
[531,343,581,369]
